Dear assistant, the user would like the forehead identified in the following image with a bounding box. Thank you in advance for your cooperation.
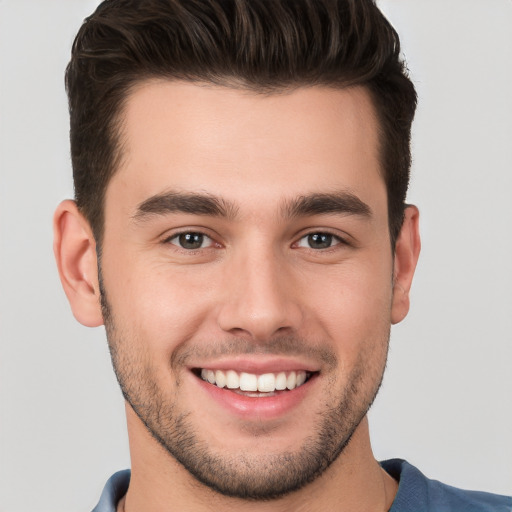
[109,80,384,216]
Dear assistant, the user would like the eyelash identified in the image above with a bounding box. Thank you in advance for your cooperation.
[164,231,217,251]
[163,230,348,252]
[295,232,347,250]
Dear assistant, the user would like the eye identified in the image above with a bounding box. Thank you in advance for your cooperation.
[296,232,342,250]
[167,232,214,250]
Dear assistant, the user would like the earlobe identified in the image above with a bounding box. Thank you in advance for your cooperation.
[391,205,421,325]
[53,200,104,327]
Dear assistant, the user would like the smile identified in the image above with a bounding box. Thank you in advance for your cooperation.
[198,369,312,394]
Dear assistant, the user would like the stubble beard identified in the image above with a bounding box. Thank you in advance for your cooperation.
[100,285,389,501]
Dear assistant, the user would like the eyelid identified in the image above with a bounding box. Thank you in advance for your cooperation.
[161,228,221,250]
[294,229,350,246]
[170,232,213,248]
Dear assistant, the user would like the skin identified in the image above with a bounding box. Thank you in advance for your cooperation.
[54,81,420,511]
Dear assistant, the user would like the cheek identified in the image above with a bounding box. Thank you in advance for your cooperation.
[304,260,393,336]
[102,243,393,362]
[105,259,220,352]
[299,259,393,386]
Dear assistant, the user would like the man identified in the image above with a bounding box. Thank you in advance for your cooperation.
[52,0,511,511]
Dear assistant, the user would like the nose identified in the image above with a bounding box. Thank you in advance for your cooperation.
[217,248,304,342]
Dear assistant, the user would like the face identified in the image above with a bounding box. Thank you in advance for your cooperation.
[99,82,399,499]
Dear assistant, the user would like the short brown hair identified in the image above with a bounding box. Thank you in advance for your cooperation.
[66,0,417,247]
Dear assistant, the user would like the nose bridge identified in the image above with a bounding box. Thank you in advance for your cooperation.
[217,239,302,340]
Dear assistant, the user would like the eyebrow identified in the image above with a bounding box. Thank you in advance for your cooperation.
[133,191,239,221]
[132,190,371,222]
[283,192,372,219]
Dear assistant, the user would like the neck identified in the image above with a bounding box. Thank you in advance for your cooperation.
[121,408,397,512]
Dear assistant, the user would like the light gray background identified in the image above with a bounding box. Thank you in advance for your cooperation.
[0,1,511,511]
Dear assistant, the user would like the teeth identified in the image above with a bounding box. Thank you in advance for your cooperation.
[275,372,287,390]
[239,372,258,391]
[257,373,275,392]
[215,370,226,388]
[286,372,296,390]
[296,371,307,387]
[226,370,239,389]
[199,369,309,393]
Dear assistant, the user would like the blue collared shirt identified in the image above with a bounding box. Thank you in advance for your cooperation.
[92,459,512,511]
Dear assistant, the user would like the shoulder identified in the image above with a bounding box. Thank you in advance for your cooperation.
[381,459,511,512]
[92,470,131,512]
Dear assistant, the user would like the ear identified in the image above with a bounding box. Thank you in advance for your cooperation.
[53,200,104,327]
[391,205,421,325]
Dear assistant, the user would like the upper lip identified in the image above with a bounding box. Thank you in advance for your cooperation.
[189,356,320,375]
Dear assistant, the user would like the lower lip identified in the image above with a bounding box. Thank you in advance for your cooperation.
[194,374,317,420]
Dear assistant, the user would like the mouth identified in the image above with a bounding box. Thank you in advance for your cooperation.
[194,368,315,397]
[190,362,321,419]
